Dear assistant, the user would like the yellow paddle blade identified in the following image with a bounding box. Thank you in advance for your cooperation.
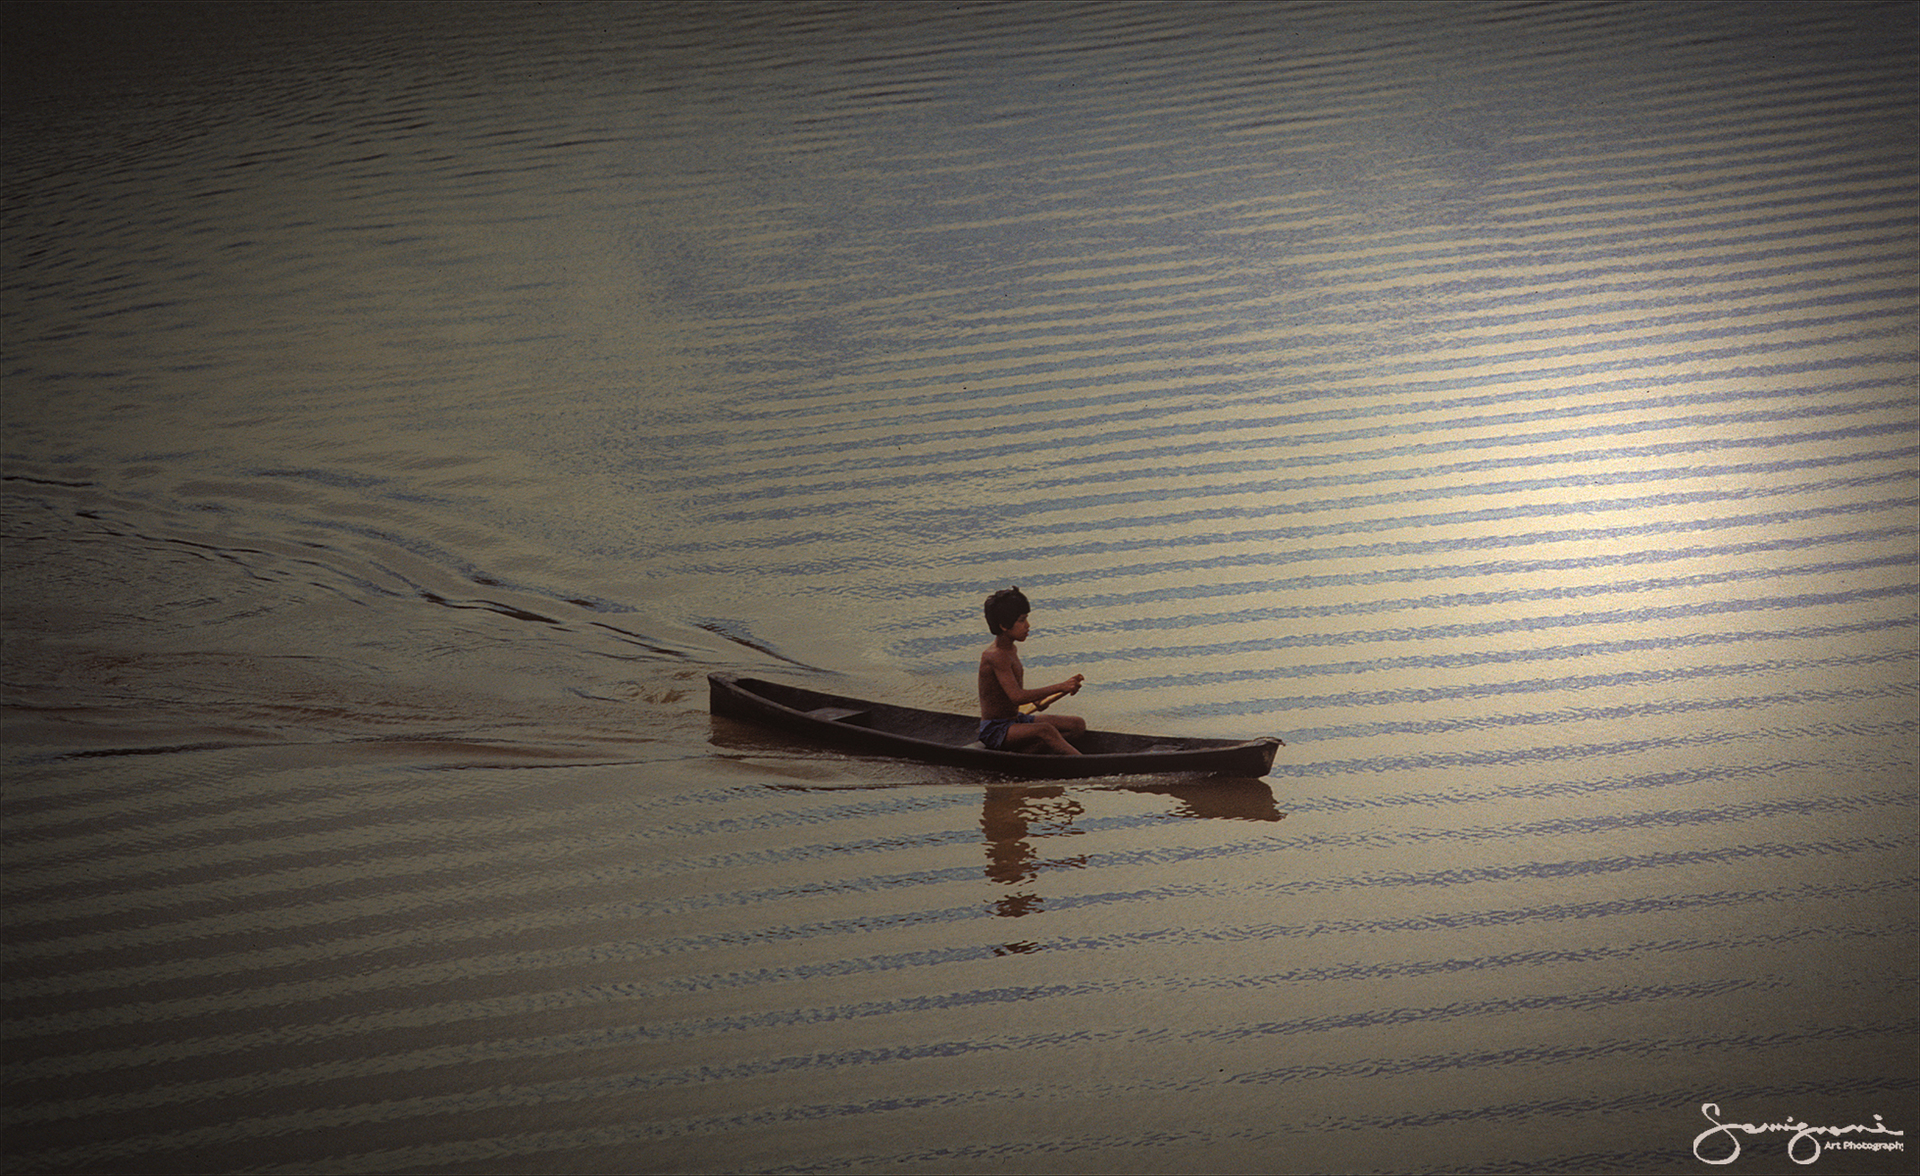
[1018,691,1068,715]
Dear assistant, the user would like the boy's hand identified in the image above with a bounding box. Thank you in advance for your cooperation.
[1025,677,1083,713]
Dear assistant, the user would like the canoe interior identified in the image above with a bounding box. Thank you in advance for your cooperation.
[711,674,1260,759]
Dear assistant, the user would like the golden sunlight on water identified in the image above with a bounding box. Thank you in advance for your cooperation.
[3,1,1916,1172]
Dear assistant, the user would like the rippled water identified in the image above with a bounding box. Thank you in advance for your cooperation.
[4,2,1916,1171]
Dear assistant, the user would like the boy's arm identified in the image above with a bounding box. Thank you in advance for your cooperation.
[991,658,1083,706]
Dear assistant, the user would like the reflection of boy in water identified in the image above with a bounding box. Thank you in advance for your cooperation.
[977,586,1086,754]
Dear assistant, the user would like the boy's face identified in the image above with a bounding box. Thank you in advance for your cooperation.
[1008,614,1031,641]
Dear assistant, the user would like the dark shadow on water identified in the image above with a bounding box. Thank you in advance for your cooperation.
[982,779,1283,924]
[1116,777,1286,823]
[983,785,1088,891]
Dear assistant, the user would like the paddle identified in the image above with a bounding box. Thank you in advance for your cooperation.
[1018,690,1069,715]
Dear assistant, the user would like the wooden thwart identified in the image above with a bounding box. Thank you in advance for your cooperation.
[806,706,870,724]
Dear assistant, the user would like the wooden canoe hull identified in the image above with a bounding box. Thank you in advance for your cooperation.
[708,672,1281,779]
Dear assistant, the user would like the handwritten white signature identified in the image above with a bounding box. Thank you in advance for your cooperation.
[1694,1102,1906,1165]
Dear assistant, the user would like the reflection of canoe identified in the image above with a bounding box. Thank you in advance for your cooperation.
[709,673,1283,780]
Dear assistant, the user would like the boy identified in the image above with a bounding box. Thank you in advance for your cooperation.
[977,586,1087,754]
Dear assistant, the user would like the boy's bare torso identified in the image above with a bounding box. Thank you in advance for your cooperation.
[978,643,1024,719]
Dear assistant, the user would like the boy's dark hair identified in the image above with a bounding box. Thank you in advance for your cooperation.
[984,586,1031,635]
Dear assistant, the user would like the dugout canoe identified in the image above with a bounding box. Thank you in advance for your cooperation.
[708,672,1283,779]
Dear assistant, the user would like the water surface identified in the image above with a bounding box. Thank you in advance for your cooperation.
[3,2,1916,1171]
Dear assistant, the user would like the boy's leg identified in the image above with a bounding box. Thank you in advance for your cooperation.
[1002,714,1083,754]
[1034,713,1086,741]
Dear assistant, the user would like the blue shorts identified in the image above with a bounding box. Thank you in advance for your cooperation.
[977,713,1034,750]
